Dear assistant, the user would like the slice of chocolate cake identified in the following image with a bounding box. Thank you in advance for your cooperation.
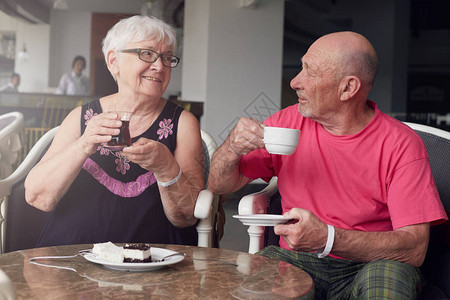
[123,244,152,263]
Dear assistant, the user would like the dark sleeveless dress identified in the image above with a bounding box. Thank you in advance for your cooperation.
[36,99,198,247]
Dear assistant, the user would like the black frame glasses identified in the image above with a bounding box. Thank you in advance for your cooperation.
[120,48,180,68]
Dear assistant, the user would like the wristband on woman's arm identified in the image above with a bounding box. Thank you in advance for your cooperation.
[317,224,335,258]
[157,167,182,187]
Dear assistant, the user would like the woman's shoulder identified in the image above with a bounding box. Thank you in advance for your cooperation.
[162,100,199,129]
[178,109,199,131]
[61,72,70,79]
[53,105,83,138]
[81,99,102,114]
[57,72,70,85]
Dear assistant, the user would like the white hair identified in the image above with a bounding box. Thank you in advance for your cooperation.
[101,15,177,63]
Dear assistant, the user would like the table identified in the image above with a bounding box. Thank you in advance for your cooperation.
[0,244,314,299]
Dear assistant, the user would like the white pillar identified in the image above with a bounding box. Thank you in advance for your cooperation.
[182,0,285,143]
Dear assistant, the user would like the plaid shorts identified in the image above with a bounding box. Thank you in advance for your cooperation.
[257,246,422,299]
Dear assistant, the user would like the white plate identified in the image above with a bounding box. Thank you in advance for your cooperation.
[233,214,292,226]
[83,247,184,272]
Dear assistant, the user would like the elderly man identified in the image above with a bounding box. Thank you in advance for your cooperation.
[208,31,447,299]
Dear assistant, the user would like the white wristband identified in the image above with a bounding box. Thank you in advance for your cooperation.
[157,167,182,187]
[317,224,335,258]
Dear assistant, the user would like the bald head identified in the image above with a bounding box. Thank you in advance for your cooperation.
[311,31,378,88]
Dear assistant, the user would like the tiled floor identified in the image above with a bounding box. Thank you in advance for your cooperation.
[218,183,267,253]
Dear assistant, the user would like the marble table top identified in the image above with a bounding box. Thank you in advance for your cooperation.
[0,244,314,299]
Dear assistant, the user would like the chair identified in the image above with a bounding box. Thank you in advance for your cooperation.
[41,97,85,129]
[18,127,52,164]
[238,176,279,254]
[236,122,450,299]
[0,112,24,179]
[403,122,450,300]
[195,130,222,248]
[0,127,220,253]
[0,126,58,253]
[18,97,85,164]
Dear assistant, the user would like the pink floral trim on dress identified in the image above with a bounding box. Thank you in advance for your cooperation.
[97,145,130,175]
[157,118,173,140]
[84,108,98,125]
[82,158,156,197]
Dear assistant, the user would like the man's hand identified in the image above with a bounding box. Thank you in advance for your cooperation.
[274,207,430,267]
[274,208,328,252]
[208,118,264,195]
[226,117,265,156]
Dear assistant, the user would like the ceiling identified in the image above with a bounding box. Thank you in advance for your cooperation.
[0,0,185,27]
[2,0,449,32]
[0,0,50,23]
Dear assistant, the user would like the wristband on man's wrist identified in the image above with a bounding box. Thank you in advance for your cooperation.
[157,167,182,187]
[317,224,335,258]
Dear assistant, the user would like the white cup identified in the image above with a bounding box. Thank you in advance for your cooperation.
[263,127,300,155]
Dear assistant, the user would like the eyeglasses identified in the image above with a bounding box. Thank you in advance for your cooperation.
[120,48,180,68]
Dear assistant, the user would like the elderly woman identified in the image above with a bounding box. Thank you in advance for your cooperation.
[24,15,204,246]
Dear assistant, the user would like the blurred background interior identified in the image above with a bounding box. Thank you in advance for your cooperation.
[0,0,449,251]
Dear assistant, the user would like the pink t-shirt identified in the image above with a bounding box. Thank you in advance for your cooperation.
[239,101,447,251]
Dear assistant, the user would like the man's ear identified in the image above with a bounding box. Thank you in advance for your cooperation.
[106,50,119,77]
[339,76,361,101]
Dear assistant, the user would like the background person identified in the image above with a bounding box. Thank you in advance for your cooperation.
[0,73,20,92]
[208,31,447,299]
[25,15,204,246]
[55,55,90,95]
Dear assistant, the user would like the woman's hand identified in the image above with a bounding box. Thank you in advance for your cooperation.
[25,108,125,212]
[119,110,204,228]
[121,138,178,176]
[78,112,122,155]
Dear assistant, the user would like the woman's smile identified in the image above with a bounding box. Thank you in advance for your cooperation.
[142,76,162,83]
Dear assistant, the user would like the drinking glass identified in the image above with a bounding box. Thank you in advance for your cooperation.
[107,111,132,150]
